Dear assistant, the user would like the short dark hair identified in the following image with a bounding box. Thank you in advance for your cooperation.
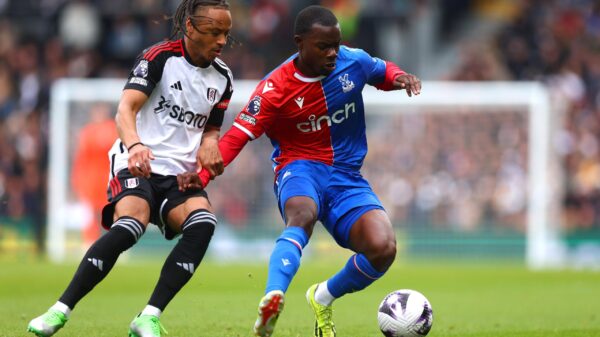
[294,5,338,36]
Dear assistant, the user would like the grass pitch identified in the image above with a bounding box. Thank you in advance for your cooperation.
[2,258,599,337]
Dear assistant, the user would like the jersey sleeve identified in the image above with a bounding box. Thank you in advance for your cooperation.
[231,81,278,140]
[348,47,387,85]
[123,52,164,96]
[349,47,405,89]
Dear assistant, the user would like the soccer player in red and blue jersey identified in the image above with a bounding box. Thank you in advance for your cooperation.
[181,5,421,337]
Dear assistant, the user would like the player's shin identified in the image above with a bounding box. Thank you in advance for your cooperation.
[325,253,386,299]
[265,226,309,293]
[147,209,216,310]
[59,216,145,308]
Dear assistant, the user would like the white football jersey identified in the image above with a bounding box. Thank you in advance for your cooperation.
[108,39,233,178]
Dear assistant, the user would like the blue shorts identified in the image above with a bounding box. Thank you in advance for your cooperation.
[274,160,384,248]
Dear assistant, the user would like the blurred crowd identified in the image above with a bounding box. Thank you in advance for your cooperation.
[1,0,599,254]
[363,110,528,234]
[449,0,600,232]
[0,0,423,252]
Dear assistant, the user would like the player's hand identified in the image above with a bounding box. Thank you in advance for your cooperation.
[128,144,155,178]
[177,171,205,192]
[394,74,421,97]
[197,138,224,179]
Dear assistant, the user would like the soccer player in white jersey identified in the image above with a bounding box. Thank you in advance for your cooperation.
[27,1,233,336]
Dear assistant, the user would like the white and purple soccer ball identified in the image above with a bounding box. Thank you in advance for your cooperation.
[377,289,433,337]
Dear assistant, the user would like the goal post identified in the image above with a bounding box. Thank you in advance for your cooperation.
[48,79,563,268]
[360,82,558,269]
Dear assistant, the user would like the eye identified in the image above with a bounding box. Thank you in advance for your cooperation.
[211,30,230,39]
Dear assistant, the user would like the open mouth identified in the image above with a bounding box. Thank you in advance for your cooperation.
[324,62,336,71]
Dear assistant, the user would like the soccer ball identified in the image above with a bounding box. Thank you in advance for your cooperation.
[377,289,433,337]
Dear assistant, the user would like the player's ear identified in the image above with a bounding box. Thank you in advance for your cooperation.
[294,35,303,49]
[185,17,193,33]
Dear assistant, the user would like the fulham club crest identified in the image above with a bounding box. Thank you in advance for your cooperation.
[125,178,139,189]
[207,88,217,104]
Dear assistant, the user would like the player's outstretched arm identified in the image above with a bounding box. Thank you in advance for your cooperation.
[116,89,155,178]
[197,125,224,179]
[393,73,421,97]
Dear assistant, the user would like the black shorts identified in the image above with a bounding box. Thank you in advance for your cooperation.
[101,169,209,240]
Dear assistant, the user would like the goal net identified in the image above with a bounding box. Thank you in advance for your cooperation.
[48,79,565,268]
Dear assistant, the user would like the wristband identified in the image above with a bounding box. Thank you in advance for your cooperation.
[127,142,144,151]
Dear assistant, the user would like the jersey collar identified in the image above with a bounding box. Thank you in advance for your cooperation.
[292,58,325,82]
[181,38,211,68]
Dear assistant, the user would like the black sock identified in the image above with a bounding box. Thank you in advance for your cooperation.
[59,216,144,308]
[148,209,216,310]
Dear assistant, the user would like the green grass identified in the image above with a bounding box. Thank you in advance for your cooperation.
[2,258,600,337]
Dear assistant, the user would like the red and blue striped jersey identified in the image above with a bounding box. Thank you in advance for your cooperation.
[233,46,400,173]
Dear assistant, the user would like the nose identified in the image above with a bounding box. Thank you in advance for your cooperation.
[217,33,227,47]
[326,47,338,59]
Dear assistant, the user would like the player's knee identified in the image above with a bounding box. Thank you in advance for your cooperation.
[182,197,213,215]
[285,197,317,223]
[114,196,151,224]
[287,209,316,225]
[367,237,397,271]
[285,208,317,234]
[382,239,397,265]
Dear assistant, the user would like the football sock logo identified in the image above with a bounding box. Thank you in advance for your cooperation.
[176,262,195,274]
[87,258,104,271]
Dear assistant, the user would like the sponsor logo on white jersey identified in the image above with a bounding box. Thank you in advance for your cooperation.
[153,96,172,114]
[153,95,209,129]
[296,102,356,133]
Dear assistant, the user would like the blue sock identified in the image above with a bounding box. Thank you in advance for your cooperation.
[265,227,309,294]
[326,253,386,298]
